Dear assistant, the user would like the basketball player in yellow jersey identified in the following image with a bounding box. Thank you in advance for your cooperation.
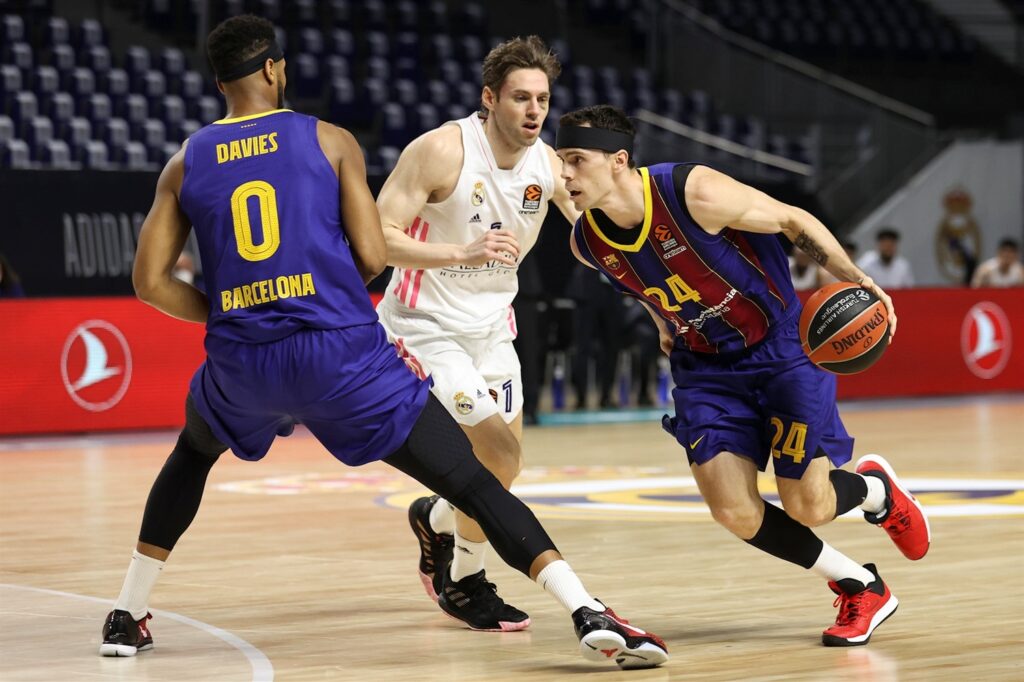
[375,37,580,631]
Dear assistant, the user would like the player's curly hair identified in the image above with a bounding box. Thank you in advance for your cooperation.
[207,14,276,79]
[560,105,637,168]
[481,36,561,97]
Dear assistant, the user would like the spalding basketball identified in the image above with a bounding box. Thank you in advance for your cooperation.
[799,282,890,374]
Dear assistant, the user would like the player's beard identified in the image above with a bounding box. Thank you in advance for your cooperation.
[277,80,284,109]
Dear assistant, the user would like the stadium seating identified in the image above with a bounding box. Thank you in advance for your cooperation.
[0,1,817,173]
[682,0,975,61]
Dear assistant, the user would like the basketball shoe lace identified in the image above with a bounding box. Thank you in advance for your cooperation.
[833,589,866,627]
[600,608,643,633]
[459,573,506,610]
[881,503,912,537]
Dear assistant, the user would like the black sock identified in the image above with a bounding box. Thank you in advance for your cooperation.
[745,500,824,569]
[829,469,868,518]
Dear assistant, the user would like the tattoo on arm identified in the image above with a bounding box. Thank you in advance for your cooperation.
[795,231,828,267]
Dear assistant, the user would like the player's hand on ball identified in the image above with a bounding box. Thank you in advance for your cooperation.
[859,276,897,340]
[460,230,520,267]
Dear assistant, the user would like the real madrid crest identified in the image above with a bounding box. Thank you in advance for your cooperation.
[453,391,475,415]
[935,188,981,284]
[471,182,485,207]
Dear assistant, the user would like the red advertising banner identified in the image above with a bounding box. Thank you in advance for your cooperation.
[0,290,1021,436]
[829,288,1024,399]
[0,298,206,435]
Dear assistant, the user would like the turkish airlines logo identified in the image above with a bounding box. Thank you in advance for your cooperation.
[60,320,133,411]
[960,302,1011,379]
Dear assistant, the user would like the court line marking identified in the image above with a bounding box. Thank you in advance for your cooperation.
[511,476,1024,494]
[3,393,1021,448]
[0,583,274,681]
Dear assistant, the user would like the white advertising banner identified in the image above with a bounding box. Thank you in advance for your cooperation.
[849,140,1023,286]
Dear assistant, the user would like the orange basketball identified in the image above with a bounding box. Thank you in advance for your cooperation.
[799,282,890,374]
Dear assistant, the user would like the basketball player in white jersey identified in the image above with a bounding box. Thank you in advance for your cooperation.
[376,36,580,631]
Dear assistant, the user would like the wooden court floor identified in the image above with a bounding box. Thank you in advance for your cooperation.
[1,395,1022,681]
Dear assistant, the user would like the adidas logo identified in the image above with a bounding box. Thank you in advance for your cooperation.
[476,389,486,398]
[469,214,481,223]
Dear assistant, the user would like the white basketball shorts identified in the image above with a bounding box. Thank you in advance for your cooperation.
[377,304,522,427]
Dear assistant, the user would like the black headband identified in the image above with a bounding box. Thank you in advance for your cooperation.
[555,125,634,156]
[215,42,284,82]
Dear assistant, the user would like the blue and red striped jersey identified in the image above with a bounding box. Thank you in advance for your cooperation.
[180,109,377,344]
[573,163,797,354]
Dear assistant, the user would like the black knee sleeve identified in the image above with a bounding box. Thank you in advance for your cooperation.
[450,469,557,577]
[138,395,226,550]
[383,393,557,576]
[383,393,483,494]
[745,500,824,569]
[829,469,868,518]
[182,393,229,457]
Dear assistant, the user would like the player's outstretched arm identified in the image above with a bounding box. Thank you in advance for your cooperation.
[133,144,210,323]
[377,126,520,269]
[684,165,896,338]
[318,121,386,284]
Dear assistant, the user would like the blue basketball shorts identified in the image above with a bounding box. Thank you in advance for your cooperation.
[189,323,431,466]
[663,318,854,479]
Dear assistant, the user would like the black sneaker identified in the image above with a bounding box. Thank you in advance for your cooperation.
[99,609,153,657]
[408,495,454,601]
[438,569,531,632]
[573,604,669,669]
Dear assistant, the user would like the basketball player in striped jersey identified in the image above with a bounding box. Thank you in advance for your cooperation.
[375,37,581,631]
[98,19,668,670]
[555,105,931,647]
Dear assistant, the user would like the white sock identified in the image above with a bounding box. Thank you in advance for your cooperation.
[536,560,604,613]
[450,534,488,581]
[429,498,456,535]
[810,542,874,586]
[860,475,888,514]
[113,550,165,621]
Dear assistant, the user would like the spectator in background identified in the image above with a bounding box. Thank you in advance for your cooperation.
[819,242,856,285]
[621,297,660,407]
[971,238,1024,287]
[567,263,624,409]
[0,252,25,297]
[512,254,544,424]
[857,228,914,288]
[789,248,821,291]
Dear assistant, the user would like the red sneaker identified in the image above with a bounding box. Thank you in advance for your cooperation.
[822,564,898,646]
[856,454,931,560]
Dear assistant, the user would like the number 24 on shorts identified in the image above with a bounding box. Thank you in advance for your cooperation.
[770,418,807,464]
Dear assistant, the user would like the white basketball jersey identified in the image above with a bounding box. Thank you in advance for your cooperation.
[380,113,554,335]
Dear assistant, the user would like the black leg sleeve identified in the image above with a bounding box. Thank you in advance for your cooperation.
[384,393,557,576]
[829,469,869,518]
[138,394,227,550]
[745,500,825,569]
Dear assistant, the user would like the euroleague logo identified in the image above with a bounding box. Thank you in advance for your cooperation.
[960,302,1011,379]
[521,184,542,211]
[60,320,133,412]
